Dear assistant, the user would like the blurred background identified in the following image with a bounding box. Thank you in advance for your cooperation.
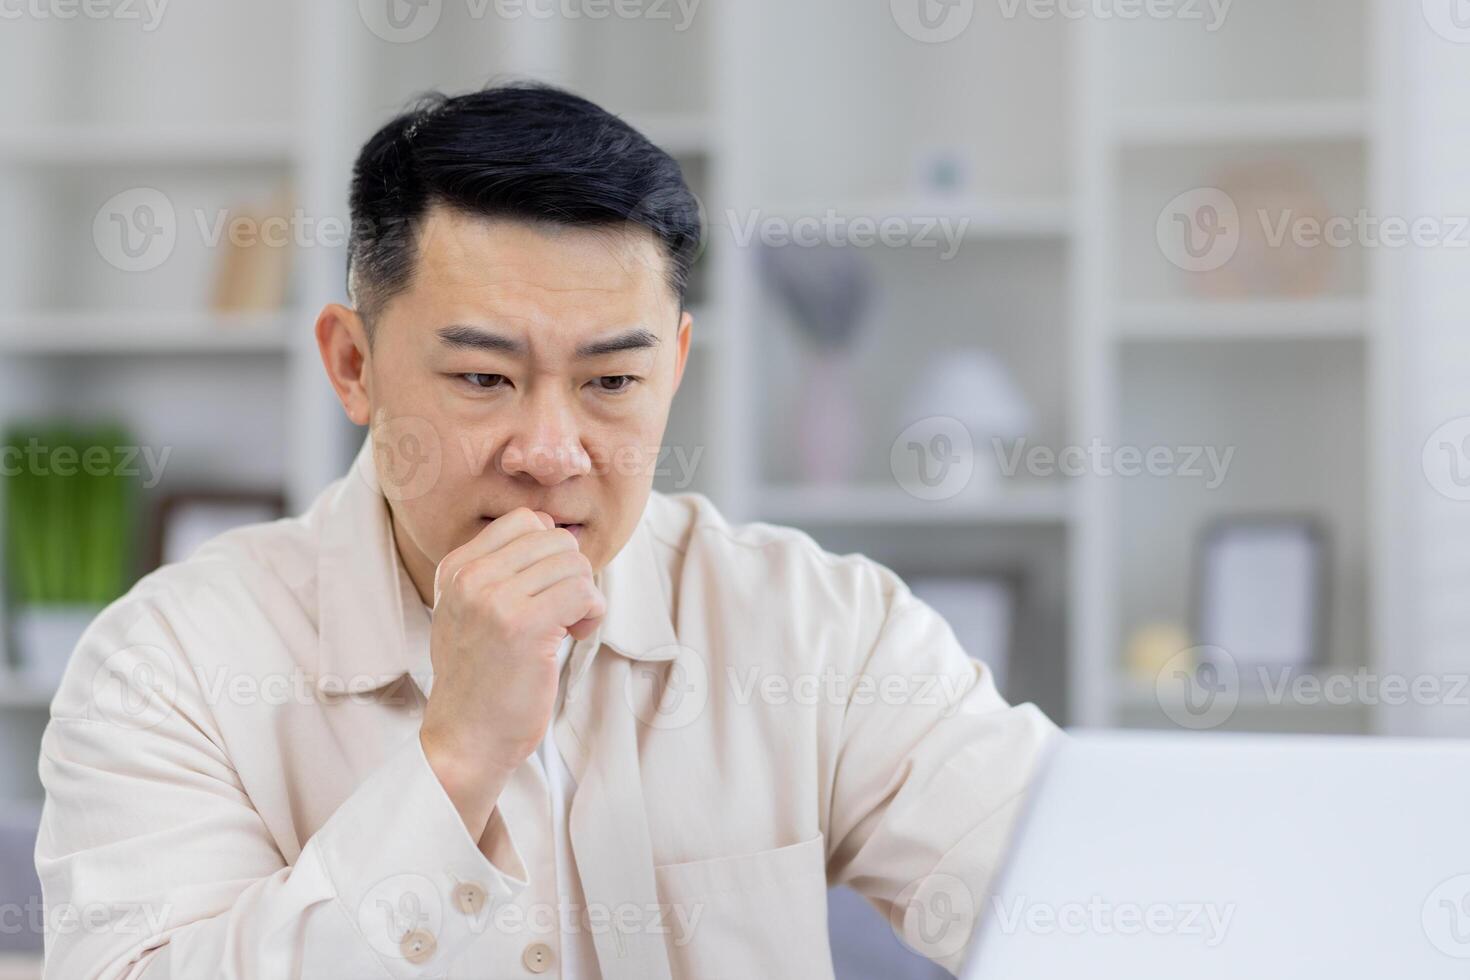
[2,1,1470,976]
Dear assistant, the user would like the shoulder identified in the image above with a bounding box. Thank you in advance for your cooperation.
[126,506,321,624]
[48,494,330,722]
[642,490,913,648]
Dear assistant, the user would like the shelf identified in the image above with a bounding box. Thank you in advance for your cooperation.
[0,124,295,166]
[754,482,1072,526]
[758,197,1070,241]
[0,311,294,354]
[1116,672,1374,715]
[1116,101,1369,146]
[1115,299,1367,341]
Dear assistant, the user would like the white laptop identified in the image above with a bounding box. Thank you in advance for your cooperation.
[960,730,1470,979]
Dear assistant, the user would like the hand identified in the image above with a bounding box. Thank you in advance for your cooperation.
[418,507,607,843]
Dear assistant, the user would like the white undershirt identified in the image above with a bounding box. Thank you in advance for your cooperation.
[533,634,601,979]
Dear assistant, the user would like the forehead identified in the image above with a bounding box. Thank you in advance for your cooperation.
[399,206,673,327]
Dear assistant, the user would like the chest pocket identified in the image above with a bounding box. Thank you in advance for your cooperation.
[652,834,834,980]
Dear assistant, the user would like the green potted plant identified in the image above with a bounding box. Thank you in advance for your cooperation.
[4,424,137,689]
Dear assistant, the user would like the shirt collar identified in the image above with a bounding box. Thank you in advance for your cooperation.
[315,434,679,698]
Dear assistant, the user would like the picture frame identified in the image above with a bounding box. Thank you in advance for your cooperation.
[148,490,287,571]
[1191,515,1329,672]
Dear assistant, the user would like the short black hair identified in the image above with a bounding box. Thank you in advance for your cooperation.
[346,80,702,335]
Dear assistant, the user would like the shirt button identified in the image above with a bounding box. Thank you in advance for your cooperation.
[453,881,488,915]
[522,941,554,973]
[401,928,437,964]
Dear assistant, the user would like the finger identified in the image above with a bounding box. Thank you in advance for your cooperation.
[451,528,581,590]
[434,507,546,604]
[530,574,608,631]
[512,550,594,597]
[567,614,602,641]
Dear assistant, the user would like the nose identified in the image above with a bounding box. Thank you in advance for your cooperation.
[498,383,592,486]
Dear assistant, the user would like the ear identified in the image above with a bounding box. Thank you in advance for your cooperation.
[315,303,372,426]
[672,309,694,392]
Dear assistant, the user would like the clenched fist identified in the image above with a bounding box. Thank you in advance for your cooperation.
[418,507,607,845]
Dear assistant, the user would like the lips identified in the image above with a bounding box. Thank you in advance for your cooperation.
[481,513,586,540]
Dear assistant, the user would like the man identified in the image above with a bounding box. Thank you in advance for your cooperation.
[35,83,1061,979]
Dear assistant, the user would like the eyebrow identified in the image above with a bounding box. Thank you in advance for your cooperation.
[436,324,661,358]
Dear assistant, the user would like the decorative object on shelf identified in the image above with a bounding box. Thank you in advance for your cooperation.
[1124,621,1192,684]
[3,425,138,689]
[1193,516,1327,672]
[909,575,1016,696]
[1192,161,1334,299]
[912,145,973,198]
[757,242,874,484]
[901,348,1033,494]
[148,490,287,569]
[210,183,294,313]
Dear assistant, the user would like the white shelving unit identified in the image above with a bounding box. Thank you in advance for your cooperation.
[0,124,295,166]
[1114,299,1368,341]
[1116,100,1370,145]
[756,483,1073,528]
[0,0,1424,819]
[0,0,345,839]
[1070,0,1404,734]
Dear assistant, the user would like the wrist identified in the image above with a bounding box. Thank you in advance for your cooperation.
[420,721,523,784]
[419,727,516,834]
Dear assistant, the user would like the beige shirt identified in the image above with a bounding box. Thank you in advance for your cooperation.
[34,438,1062,979]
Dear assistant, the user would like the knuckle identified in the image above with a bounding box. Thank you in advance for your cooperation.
[456,559,496,594]
[447,563,476,598]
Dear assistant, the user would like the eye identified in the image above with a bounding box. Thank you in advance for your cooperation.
[460,373,507,390]
[595,375,639,393]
